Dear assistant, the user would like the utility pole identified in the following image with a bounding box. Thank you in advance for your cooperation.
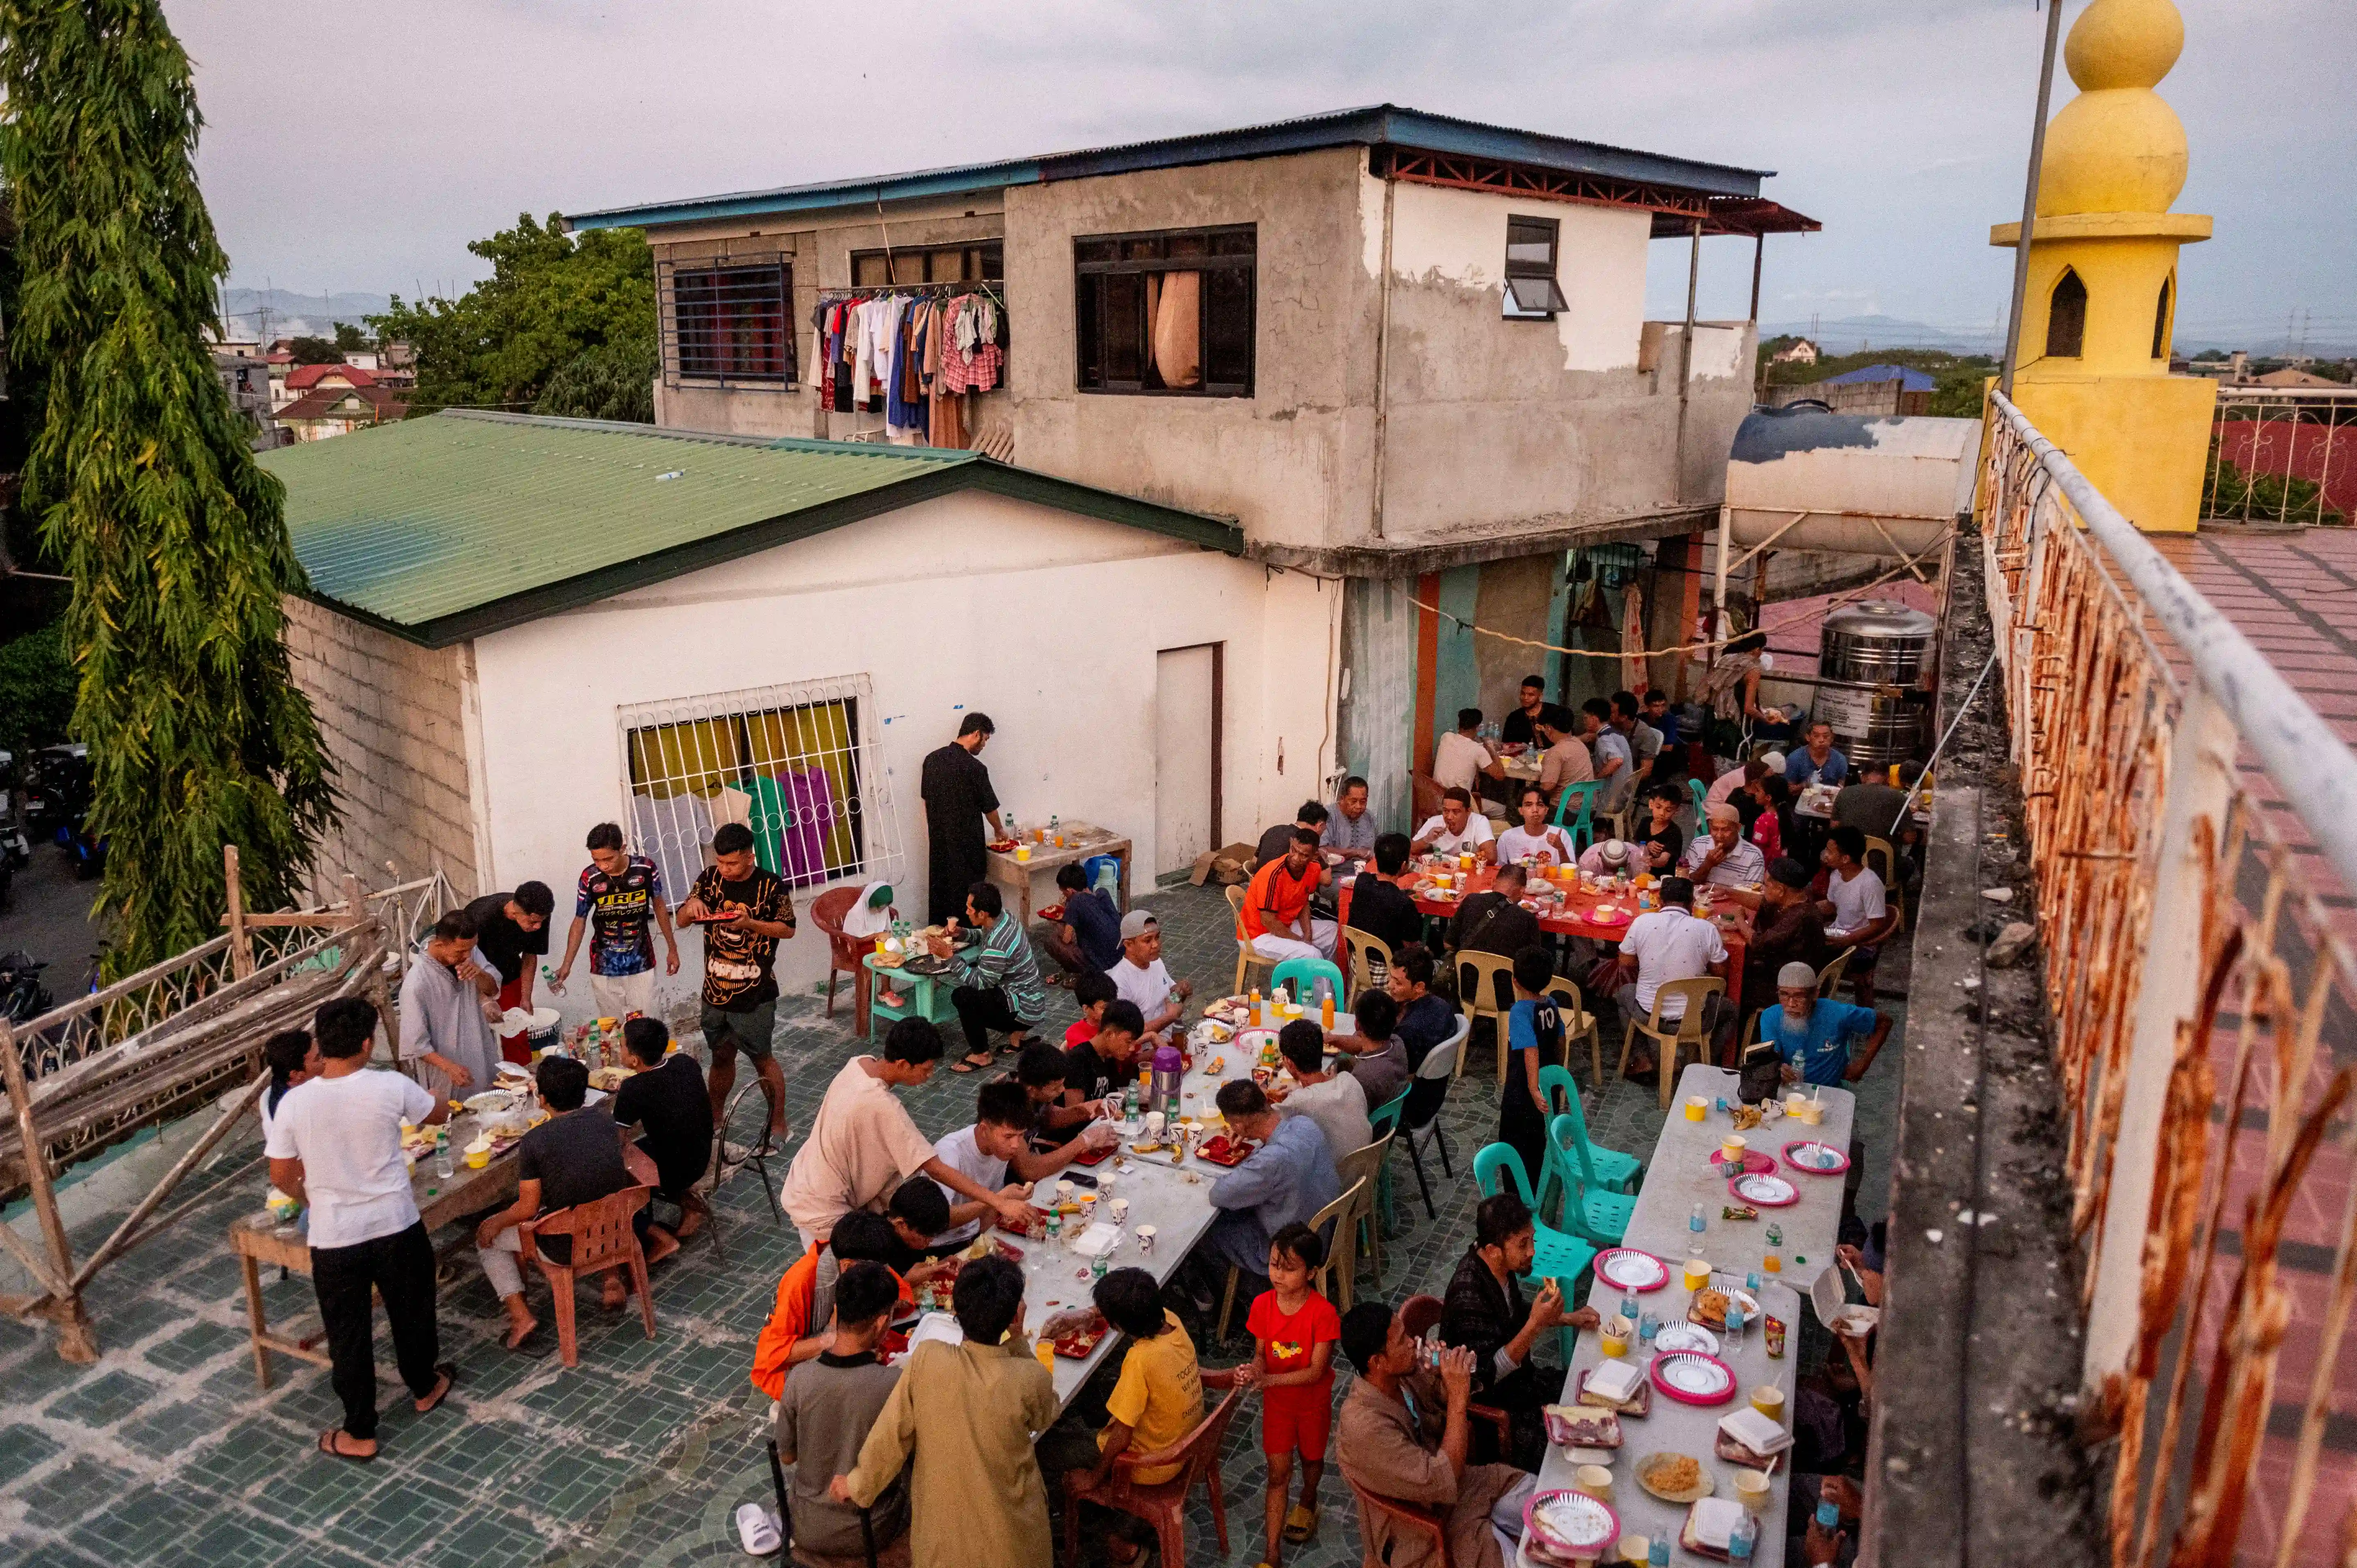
[2000,0,2067,398]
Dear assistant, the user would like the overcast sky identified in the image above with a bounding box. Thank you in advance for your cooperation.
[171,0,2353,348]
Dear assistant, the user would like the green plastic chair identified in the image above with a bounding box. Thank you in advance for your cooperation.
[1545,1113,1638,1249]
[1270,955,1347,1008]
[1473,1143,1597,1366]
[1549,779,1604,852]
[1367,1087,1409,1236]
[1536,1064,1640,1194]
[1687,776,1710,823]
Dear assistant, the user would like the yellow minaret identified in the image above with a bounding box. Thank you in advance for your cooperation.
[1992,0,2216,533]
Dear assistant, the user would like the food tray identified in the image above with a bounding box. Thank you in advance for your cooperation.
[1782,1138,1851,1175]
[1522,1490,1618,1561]
[1650,1350,1738,1407]
[996,1207,1048,1239]
[1727,1172,1800,1207]
[1195,1134,1254,1168]
[1686,1288,1760,1332]
[1571,1365,1651,1417]
[1593,1248,1671,1292]
[1542,1403,1622,1451]
[1070,1142,1115,1167]
[1041,1308,1109,1360]
[1714,1429,1783,1469]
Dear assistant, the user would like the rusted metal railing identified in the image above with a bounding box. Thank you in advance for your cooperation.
[1983,390,2357,1565]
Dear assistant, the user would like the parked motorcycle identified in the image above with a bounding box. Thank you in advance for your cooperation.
[0,951,53,1025]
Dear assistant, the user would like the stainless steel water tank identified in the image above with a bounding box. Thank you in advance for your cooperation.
[1816,601,1936,767]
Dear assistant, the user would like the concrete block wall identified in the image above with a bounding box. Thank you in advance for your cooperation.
[283,596,481,904]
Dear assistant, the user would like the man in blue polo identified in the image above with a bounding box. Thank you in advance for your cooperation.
[1759,962,1890,1087]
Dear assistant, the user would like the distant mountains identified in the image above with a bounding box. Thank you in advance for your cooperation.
[217,287,396,341]
[1764,311,2354,360]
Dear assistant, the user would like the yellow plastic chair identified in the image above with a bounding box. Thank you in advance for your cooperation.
[1863,836,1906,931]
[1815,947,1855,1000]
[1616,976,1727,1109]
[1344,929,1395,1001]
[1226,884,1280,997]
[1215,1176,1368,1337]
[1335,1133,1394,1288]
[1453,951,1518,1080]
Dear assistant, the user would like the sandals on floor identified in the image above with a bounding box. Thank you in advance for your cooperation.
[412,1362,458,1415]
[1283,1503,1321,1544]
[951,1054,995,1074]
[317,1430,376,1463]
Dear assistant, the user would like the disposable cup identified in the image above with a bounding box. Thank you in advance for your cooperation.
[1599,1323,1629,1358]
[1721,1135,1747,1164]
[1735,1469,1772,1512]
[1683,1257,1711,1291]
[1684,1096,1708,1123]
[1574,1464,1614,1503]
[1751,1385,1786,1423]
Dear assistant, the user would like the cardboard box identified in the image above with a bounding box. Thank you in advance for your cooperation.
[1189,842,1259,887]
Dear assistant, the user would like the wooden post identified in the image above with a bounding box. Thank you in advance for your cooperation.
[224,844,253,981]
[0,1019,97,1362]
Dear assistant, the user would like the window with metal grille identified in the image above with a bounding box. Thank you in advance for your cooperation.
[1502,215,1569,319]
[618,675,901,899]
[851,242,1003,288]
[663,259,795,386]
[1075,225,1253,396]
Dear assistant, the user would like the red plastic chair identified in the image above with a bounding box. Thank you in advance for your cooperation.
[1342,1469,1457,1568]
[517,1185,655,1368]
[1061,1368,1248,1568]
[808,886,871,1024]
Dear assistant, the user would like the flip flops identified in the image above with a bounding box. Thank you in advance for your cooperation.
[317,1430,376,1463]
[412,1362,458,1415]
[1283,1503,1321,1544]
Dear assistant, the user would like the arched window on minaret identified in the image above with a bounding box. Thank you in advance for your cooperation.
[2047,269,2087,359]
[2151,274,2174,359]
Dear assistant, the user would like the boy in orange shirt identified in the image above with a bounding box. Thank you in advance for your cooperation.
[1247,1222,1344,1563]
[749,1211,920,1401]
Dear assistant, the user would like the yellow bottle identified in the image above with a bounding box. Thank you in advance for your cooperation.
[1321,994,1335,1030]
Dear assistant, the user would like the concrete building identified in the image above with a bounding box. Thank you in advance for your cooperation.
[259,411,1326,1010]
[565,104,1815,830]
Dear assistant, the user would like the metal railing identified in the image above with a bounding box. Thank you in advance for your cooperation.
[2204,386,2354,529]
[1982,391,2357,1565]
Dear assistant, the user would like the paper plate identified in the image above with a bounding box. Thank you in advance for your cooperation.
[1594,1248,1670,1292]
[1709,1150,1777,1175]
[1782,1139,1851,1175]
[1654,1322,1720,1356]
[1728,1172,1800,1207]
[1585,905,1631,926]
[1650,1350,1738,1406]
[1635,1451,1716,1505]
[1523,1489,1619,1556]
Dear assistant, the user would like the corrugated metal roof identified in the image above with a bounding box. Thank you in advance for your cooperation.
[260,411,1240,646]
[1822,364,1938,391]
[565,104,1768,232]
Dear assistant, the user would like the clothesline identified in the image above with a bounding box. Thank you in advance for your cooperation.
[1404,545,1947,662]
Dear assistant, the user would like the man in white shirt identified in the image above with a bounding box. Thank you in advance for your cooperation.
[1411,789,1497,862]
[1432,708,1503,798]
[265,997,456,1460]
[928,1080,1111,1247]
[1107,911,1189,1039]
[1678,804,1769,896]
[1270,1020,1371,1178]
[1614,877,1728,1079]
[1818,825,1899,1005]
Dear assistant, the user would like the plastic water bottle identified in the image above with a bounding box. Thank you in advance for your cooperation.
[433,1126,453,1179]
[1728,1507,1758,1562]
[1724,1299,1745,1350]
[1090,1249,1108,1282]
[1689,1202,1707,1236]
[1649,1539,1670,1568]
[1045,1211,1063,1254]
[1619,1289,1639,1329]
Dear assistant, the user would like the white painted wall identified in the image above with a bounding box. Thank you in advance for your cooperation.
[462,489,1337,1021]
[1382,181,1652,374]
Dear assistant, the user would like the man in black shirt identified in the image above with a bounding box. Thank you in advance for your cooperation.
[462,883,554,1064]
[1253,801,1330,871]
[920,713,1003,926]
[612,1017,715,1239]
[1448,863,1543,965]
[474,1055,671,1349]
[1345,833,1425,982]
[1499,674,1549,750]
[1060,1001,1146,1114]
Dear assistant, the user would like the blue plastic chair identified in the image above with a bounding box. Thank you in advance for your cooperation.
[1473,1143,1597,1366]
[1536,1064,1640,1194]
[1544,1113,1638,1249]
[1367,1087,1409,1236]
[1270,955,1347,1008]
[1549,779,1604,853]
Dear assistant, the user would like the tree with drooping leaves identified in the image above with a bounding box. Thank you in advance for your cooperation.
[1,0,335,972]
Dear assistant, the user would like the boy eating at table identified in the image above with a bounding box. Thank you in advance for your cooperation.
[929,1080,1111,1249]
[1249,1222,1342,1562]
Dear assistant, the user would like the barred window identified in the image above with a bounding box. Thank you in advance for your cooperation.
[619,675,902,897]
[665,260,795,385]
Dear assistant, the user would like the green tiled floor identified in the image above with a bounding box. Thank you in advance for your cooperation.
[0,881,1906,1566]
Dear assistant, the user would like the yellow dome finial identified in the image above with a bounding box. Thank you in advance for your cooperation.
[2037,0,2189,215]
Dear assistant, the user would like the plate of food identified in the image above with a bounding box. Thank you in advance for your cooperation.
[1728,1172,1800,1207]
[463,1090,516,1115]
[997,1206,1048,1239]
[1594,1248,1671,1292]
[1650,1350,1738,1406]
[1653,1322,1720,1356]
[1782,1139,1851,1175]
[1037,903,1065,924]
[988,838,1019,854]
[1686,1287,1760,1333]
[1585,904,1630,927]
[1522,1490,1619,1563]
[1041,1308,1109,1359]
[587,1065,630,1092]
[1542,1404,1622,1451]
[1195,1134,1255,1168]
[1635,1451,1715,1505]
[681,906,744,924]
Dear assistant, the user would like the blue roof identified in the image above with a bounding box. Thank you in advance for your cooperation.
[1822,364,1937,392]
[566,104,1770,231]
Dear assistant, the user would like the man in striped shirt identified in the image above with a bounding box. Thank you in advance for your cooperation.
[930,880,1048,1073]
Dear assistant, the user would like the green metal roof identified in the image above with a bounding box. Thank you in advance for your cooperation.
[259,411,1242,647]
